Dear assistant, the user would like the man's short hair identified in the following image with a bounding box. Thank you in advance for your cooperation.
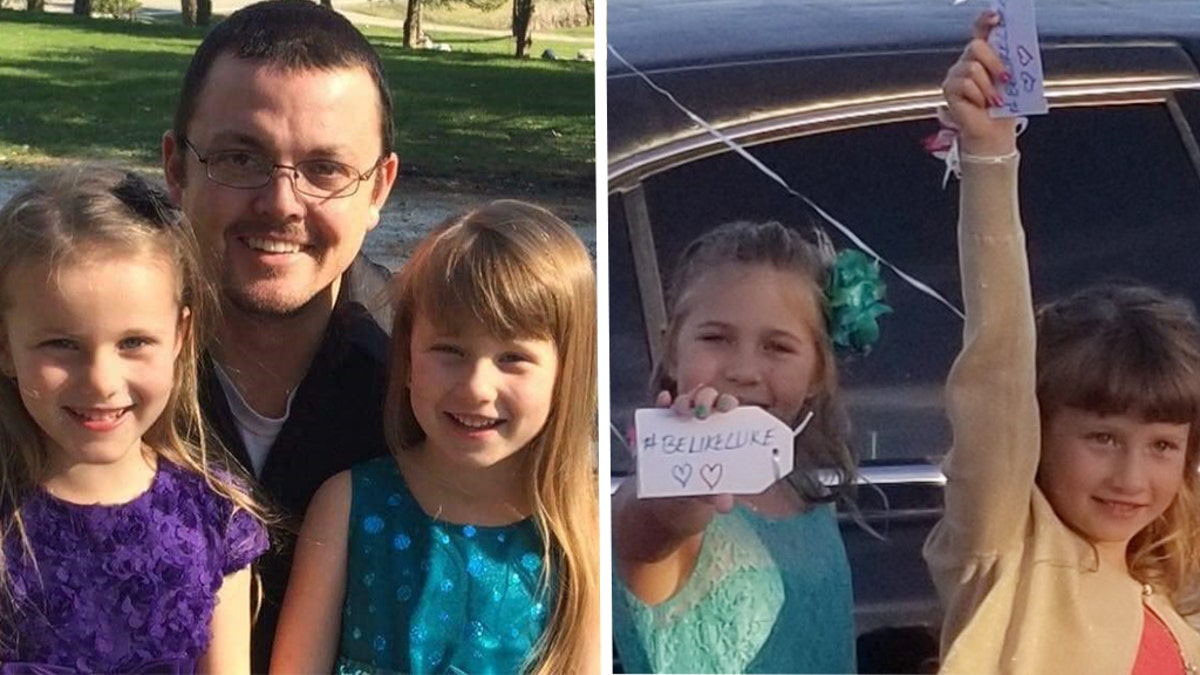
[171,0,395,156]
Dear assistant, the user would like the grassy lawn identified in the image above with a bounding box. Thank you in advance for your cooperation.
[0,10,595,193]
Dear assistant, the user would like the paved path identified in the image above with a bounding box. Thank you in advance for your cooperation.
[339,11,594,44]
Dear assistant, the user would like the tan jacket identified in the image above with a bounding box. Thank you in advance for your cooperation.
[922,156,1200,675]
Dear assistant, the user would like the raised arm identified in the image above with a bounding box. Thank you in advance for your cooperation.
[929,12,1041,559]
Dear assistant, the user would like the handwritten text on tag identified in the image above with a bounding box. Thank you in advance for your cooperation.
[987,0,1047,117]
[636,407,801,498]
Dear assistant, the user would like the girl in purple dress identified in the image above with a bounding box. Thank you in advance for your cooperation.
[0,167,269,673]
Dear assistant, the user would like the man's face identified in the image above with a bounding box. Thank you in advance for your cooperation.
[163,55,399,318]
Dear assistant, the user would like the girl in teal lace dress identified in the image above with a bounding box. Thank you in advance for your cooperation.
[272,201,599,675]
[613,221,879,674]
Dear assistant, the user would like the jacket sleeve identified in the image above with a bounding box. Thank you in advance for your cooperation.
[926,155,1040,563]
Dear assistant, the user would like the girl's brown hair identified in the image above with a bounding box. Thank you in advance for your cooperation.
[1035,283,1200,612]
[384,200,598,675]
[0,166,265,611]
[652,220,856,502]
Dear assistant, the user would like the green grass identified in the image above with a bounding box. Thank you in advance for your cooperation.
[0,10,595,193]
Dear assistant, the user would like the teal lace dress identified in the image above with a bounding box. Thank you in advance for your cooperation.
[613,502,856,674]
[335,456,552,674]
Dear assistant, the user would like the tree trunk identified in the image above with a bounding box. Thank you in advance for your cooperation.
[582,0,592,26]
[26,0,44,11]
[196,0,211,24]
[180,0,197,25]
[512,0,534,58]
[72,0,91,15]
[402,0,423,49]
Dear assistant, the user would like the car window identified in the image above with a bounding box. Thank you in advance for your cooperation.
[610,94,1200,471]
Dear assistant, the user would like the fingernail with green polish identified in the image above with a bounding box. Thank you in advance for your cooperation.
[695,404,709,418]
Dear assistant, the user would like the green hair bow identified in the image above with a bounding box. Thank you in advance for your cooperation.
[826,249,892,356]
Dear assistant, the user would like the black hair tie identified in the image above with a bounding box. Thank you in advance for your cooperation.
[112,172,182,229]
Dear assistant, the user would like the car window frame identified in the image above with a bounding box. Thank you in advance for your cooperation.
[608,39,1200,485]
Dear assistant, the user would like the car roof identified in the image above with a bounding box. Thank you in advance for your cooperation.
[608,0,1200,180]
[608,0,1200,74]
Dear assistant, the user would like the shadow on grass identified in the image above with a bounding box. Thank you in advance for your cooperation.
[379,46,595,191]
[0,7,211,39]
[0,9,594,193]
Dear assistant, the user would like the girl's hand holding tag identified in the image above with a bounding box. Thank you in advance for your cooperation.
[631,386,741,522]
[636,385,814,502]
[943,11,1017,156]
[636,405,800,499]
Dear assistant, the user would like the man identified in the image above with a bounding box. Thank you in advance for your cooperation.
[161,1,399,668]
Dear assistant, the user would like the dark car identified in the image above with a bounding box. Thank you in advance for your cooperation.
[607,1,1200,671]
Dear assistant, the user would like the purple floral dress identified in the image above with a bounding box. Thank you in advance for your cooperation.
[0,460,268,674]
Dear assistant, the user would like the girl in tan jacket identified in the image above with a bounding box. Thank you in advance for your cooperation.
[924,12,1200,674]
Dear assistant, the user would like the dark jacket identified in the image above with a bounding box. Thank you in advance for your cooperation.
[200,254,393,673]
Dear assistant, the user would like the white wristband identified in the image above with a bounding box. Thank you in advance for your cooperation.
[940,116,1027,185]
[960,149,1019,164]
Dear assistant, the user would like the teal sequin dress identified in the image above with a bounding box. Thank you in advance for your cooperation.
[613,502,856,674]
[336,456,552,675]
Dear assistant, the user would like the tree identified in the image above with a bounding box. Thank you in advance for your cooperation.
[73,0,91,14]
[196,0,211,24]
[402,0,423,48]
[404,0,507,51]
[26,0,43,11]
[180,0,196,25]
[511,0,534,58]
[582,0,592,26]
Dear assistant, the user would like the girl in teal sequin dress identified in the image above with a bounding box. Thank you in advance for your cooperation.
[272,201,599,675]
[613,221,873,674]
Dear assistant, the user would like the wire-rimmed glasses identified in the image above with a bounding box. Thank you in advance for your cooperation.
[182,138,383,199]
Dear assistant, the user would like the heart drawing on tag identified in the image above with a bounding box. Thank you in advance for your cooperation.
[671,464,693,487]
[1021,71,1037,93]
[1017,44,1034,66]
[700,464,723,489]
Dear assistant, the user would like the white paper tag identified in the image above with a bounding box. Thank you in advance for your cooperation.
[987,0,1048,117]
[635,407,803,498]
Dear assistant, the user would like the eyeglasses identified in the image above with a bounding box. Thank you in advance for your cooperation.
[182,138,383,199]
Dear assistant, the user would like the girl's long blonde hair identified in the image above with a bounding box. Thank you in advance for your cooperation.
[1035,283,1200,614]
[0,167,266,612]
[384,200,598,675]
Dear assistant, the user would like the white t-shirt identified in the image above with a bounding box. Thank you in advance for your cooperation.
[212,361,296,477]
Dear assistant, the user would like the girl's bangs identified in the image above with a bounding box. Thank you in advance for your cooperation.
[413,226,558,341]
[1040,331,1200,424]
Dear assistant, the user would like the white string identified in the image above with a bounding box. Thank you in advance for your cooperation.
[792,410,816,437]
[608,44,966,321]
